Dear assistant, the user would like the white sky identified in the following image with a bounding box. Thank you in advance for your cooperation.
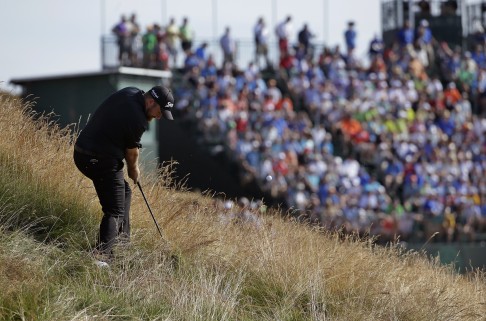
[0,0,382,92]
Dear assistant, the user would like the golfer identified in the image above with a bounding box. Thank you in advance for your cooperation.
[73,86,174,259]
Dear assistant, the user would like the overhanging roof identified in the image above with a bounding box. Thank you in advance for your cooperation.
[11,67,172,84]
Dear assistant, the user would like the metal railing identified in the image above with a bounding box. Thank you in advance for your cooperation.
[464,2,486,36]
[101,35,327,71]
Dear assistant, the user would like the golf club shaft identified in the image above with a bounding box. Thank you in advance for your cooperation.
[137,181,164,238]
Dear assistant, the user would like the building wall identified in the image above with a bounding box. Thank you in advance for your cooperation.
[406,242,486,273]
[14,71,170,172]
[19,75,116,128]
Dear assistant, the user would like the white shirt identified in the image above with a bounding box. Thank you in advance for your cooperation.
[276,20,292,39]
[254,22,269,44]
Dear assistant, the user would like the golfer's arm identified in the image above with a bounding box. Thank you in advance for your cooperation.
[125,147,140,182]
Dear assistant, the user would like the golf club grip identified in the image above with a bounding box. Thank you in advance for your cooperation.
[137,182,164,238]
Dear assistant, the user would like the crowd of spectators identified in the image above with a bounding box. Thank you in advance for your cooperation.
[112,10,486,244]
[111,14,193,70]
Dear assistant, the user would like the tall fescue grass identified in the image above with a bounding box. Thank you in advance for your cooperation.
[0,91,485,320]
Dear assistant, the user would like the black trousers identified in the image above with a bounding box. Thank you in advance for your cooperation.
[73,150,131,254]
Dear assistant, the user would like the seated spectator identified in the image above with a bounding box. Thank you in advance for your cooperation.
[368,34,384,59]
[338,112,366,143]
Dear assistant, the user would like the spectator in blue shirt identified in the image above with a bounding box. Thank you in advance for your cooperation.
[195,42,208,63]
[368,34,384,58]
[344,21,357,55]
[397,20,414,50]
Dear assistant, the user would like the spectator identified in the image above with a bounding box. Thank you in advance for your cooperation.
[152,24,166,69]
[265,78,282,105]
[368,34,384,59]
[297,23,315,59]
[275,15,293,55]
[234,197,263,228]
[157,35,170,70]
[127,13,141,66]
[415,19,435,68]
[165,17,180,68]
[471,20,486,50]
[416,19,433,46]
[142,25,157,68]
[344,21,357,55]
[180,17,194,53]
[254,17,270,69]
[279,50,296,77]
[396,20,414,53]
[443,82,462,107]
[195,42,209,66]
[220,26,236,69]
[112,15,130,66]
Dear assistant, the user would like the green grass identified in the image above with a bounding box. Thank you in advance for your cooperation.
[0,92,485,320]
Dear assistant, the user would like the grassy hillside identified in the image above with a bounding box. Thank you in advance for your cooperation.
[0,92,485,321]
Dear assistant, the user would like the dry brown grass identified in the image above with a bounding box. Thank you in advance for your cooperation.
[0,92,485,320]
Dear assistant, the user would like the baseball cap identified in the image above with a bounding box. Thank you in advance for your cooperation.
[148,86,174,120]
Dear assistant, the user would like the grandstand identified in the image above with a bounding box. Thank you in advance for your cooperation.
[94,0,486,247]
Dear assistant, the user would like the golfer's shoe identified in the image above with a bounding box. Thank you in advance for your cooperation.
[94,259,110,268]
[90,249,112,268]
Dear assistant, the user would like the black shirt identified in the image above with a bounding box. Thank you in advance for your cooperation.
[76,87,148,160]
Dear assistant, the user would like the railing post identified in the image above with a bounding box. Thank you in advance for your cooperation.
[101,35,106,70]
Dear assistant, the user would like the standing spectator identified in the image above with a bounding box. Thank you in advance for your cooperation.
[416,19,432,46]
[112,15,130,66]
[165,17,180,68]
[276,15,293,55]
[397,20,414,53]
[152,24,165,68]
[179,17,194,53]
[415,19,434,67]
[157,36,170,71]
[254,17,270,69]
[142,25,157,68]
[220,26,236,68]
[344,21,357,55]
[297,23,315,59]
[127,13,141,66]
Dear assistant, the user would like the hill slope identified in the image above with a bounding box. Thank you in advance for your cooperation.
[0,92,485,320]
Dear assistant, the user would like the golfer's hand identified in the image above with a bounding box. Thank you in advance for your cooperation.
[125,147,140,184]
[128,166,140,185]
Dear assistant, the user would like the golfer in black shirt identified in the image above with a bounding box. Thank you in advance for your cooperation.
[74,86,174,259]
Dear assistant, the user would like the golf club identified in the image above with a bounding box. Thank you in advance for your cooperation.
[137,181,164,238]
